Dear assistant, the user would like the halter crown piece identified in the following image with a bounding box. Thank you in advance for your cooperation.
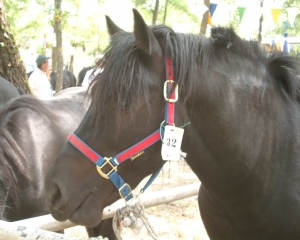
[67,55,178,201]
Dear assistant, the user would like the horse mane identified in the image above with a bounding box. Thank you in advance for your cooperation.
[0,95,58,214]
[0,128,27,214]
[210,27,300,100]
[267,52,300,100]
[90,25,300,125]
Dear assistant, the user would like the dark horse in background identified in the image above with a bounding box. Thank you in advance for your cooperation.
[50,70,77,90]
[45,9,300,240]
[0,76,21,107]
[0,87,116,239]
[0,88,88,221]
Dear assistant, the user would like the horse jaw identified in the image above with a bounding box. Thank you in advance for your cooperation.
[133,8,162,58]
[105,15,124,36]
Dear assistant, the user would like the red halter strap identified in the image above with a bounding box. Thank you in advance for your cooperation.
[68,130,161,167]
[67,130,161,201]
[164,56,177,125]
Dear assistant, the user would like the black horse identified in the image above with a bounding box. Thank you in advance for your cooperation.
[45,9,300,240]
[0,88,89,221]
[0,87,116,239]
[0,76,20,108]
[50,70,77,90]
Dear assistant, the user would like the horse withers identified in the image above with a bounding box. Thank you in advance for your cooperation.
[45,9,300,240]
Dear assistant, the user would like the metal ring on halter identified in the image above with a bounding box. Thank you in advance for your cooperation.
[96,157,118,179]
[163,80,178,102]
[119,183,132,199]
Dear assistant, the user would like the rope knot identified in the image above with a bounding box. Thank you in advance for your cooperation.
[113,201,159,240]
[132,202,144,217]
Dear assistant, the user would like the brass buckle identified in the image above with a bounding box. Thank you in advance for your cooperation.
[96,157,117,179]
[163,80,178,102]
[119,183,132,199]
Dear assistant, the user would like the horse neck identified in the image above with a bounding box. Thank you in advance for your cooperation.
[181,70,298,198]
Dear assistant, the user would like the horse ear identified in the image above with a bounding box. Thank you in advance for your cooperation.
[132,9,161,57]
[105,15,124,36]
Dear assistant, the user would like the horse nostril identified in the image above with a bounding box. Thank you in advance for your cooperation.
[49,183,65,211]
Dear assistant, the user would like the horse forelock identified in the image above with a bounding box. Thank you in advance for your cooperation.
[91,31,153,125]
[90,25,211,126]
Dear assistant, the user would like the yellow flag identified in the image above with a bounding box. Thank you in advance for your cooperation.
[208,13,213,26]
[271,8,281,23]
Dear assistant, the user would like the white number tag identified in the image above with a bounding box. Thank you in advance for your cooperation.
[161,125,184,161]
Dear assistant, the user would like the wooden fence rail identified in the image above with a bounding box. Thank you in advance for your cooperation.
[0,183,200,239]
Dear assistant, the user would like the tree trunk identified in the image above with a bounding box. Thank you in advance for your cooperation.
[200,0,210,35]
[163,0,169,24]
[258,0,264,42]
[152,0,159,25]
[53,0,63,93]
[52,45,57,72]
[0,0,30,92]
[69,54,74,72]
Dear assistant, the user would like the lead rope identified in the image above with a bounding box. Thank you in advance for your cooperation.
[112,201,159,240]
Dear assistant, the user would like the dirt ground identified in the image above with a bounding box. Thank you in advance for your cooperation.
[64,161,209,240]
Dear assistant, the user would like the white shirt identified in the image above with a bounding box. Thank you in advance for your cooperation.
[82,68,102,87]
[28,68,52,100]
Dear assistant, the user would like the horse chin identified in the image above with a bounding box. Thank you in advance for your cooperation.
[48,193,103,226]
[69,209,103,227]
[69,199,103,227]
[49,207,70,222]
[59,191,103,227]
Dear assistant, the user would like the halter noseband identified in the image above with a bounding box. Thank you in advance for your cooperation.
[67,56,177,201]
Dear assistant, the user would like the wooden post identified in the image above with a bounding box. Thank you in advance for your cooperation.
[53,0,63,93]
[13,183,200,232]
[0,220,103,240]
[163,0,169,24]
[0,0,29,92]
[200,0,210,35]
[258,0,264,42]
[152,0,159,25]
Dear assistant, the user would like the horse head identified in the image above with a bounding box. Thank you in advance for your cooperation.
[45,9,176,227]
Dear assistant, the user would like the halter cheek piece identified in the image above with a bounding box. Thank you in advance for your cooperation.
[67,56,178,201]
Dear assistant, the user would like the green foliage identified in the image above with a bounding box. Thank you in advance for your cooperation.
[268,0,300,37]
[63,0,108,54]
[133,0,201,28]
[4,0,28,29]
[4,0,49,48]
[228,8,240,31]
[168,0,200,23]
[6,0,300,59]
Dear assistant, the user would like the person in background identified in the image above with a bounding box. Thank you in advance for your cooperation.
[82,58,104,88]
[28,54,53,100]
